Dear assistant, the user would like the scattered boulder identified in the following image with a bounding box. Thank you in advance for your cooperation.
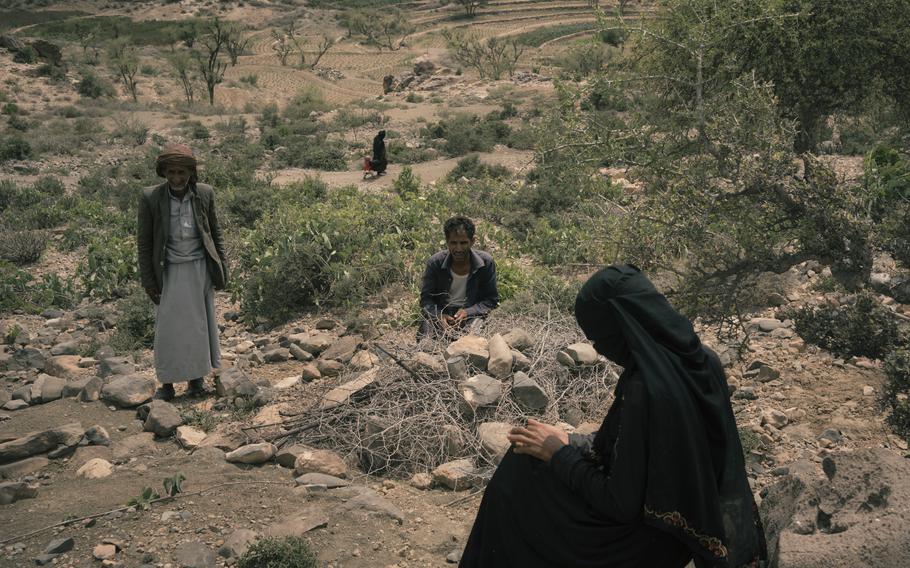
[214,367,258,398]
[300,363,321,381]
[225,443,276,465]
[0,480,38,504]
[477,422,512,463]
[3,399,28,411]
[80,377,102,402]
[101,375,156,407]
[446,356,468,380]
[761,408,789,430]
[445,336,489,369]
[4,347,45,371]
[265,512,329,538]
[262,347,290,363]
[288,344,313,361]
[410,472,434,490]
[44,537,74,554]
[0,456,50,479]
[559,343,599,366]
[77,458,113,479]
[320,368,379,410]
[342,487,405,523]
[316,358,344,377]
[459,374,502,413]
[293,448,348,478]
[111,432,159,460]
[62,377,92,398]
[502,328,533,351]
[432,459,478,491]
[276,445,308,468]
[84,425,111,446]
[50,341,80,356]
[320,334,362,363]
[761,448,910,568]
[92,543,116,560]
[219,529,259,559]
[98,356,135,377]
[350,349,379,370]
[0,422,83,464]
[173,542,216,568]
[748,317,785,332]
[44,355,82,378]
[511,372,549,411]
[511,350,531,372]
[294,472,350,489]
[408,352,445,374]
[486,334,513,378]
[288,332,333,355]
[32,374,66,402]
[274,375,300,389]
[175,426,207,449]
[143,400,184,437]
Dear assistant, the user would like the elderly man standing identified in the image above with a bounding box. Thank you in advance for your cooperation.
[418,216,499,339]
[138,143,229,400]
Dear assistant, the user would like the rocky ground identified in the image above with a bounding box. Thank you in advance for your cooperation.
[2,259,910,567]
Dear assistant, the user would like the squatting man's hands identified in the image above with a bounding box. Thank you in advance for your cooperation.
[508,418,569,463]
[440,309,469,330]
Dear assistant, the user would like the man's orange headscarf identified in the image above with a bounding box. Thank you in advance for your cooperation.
[155,143,198,180]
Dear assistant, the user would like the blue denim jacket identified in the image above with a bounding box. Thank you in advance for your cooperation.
[420,249,499,318]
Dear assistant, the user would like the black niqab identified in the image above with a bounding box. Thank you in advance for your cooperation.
[575,265,766,567]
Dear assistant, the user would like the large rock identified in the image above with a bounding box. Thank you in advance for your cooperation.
[173,542,216,568]
[294,472,350,488]
[288,332,333,355]
[84,425,111,446]
[77,458,113,479]
[342,487,405,523]
[4,347,45,371]
[62,377,92,398]
[446,356,468,380]
[0,456,50,479]
[459,374,502,413]
[43,355,82,378]
[350,349,379,370]
[288,344,313,361]
[225,443,276,464]
[761,448,910,568]
[320,335,362,363]
[0,480,38,504]
[80,376,102,402]
[219,529,259,559]
[98,356,135,377]
[432,459,478,491]
[143,400,184,437]
[486,334,513,378]
[502,328,533,351]
[264,512,329,538]
[32,374,66,403]
[477,422,512,463]
[262,347,290,363]
[511,372,549,411]
[293,448,347,478]
[101,374,155,407]
[320,368,379,410]
[317,358,344,377]
[275,444,308,468]
[561,343,599,366]
[176,426,207,450]
[0,423,83,464]
[214,367,258,398]
[445,336,489,369]
[408,352,445,374]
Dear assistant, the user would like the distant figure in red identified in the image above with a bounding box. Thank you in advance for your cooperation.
[364,130,388,178]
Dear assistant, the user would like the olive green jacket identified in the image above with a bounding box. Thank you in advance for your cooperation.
[137,182,229,292]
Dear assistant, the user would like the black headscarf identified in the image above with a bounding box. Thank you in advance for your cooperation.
[575,265,767,568]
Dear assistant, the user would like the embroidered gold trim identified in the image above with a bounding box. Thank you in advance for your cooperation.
[644,506,728,558]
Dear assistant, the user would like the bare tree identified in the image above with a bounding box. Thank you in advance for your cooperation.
[194,18,230,105]
[455,0,488,18]
[339,9,412,51]
[442,30,524,79]
[79,25,101,64]
[169,50,195,104]
[225,23,252,66]
[106,39,140,102]
[310,35,335,69]
[272,29,294,66]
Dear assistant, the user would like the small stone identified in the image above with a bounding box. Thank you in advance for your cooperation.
[749,317,784,332]
[560,343,598,366]
[315,319,337,330]
[294,472,350,488]
[225,443,276,464]
[44,537,74,554]
[501,328,533,351]
[101,374,156,407]
[175,426,207,449]
[262,348,290,363]
[477,422,512,463]
[300,363,321,381]
[3,399,28,411]
[288,332,333,355]
[234,340,254,354]
[84,425,111,446]
[143,400,184,437]
[734,387,758,400]
[320,368,379,409]
[80,377,102,402]
[446,549,463,563]
[43,355,82,378]
[77,458,113,479]
[293,448,347,477]
[320,335,362,363]
[350,349,379,371]
[274,375,300,389]
[446,356,468,380]
[34,553,59,565]
[219,529,259,559]
[93,544,117,560]
[288,344,313,361]
[459,374,502,412]
[818,428,843,445]
[214,367,259,398]
[407,352,445,374]
[511,372,549,411]
[316,358,344,377]
[275,445,308,468]
[760,408,789,429]
[432,459,478,491]
[409,472,434,490]
[173,542,216,568]
[511,350,531,372]
[862,385,875,396]
[444,335,489,368]
[0,480,38,504]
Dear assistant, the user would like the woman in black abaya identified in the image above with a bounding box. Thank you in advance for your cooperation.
[460,264,767,568]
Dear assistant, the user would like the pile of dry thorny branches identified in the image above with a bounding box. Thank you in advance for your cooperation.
[260,308,621,479]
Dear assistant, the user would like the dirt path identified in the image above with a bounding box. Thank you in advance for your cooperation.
[269,148,536,190]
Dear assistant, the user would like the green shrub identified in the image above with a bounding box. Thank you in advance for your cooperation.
[1,102,18,115]
[77,69,115,98]
[447,154,510,181]
[405,92,423,103]
[275,136,347,170]
[30,272,78,310]
[110,290,156,352]
[13,46,38,64]
[0,230,47,265]
[388,143,435,164]
[33,175,65,196]
[56,105,82,118]
[284,85,329,122]
[36,63,67,82]
[422,113,512,157]
[0,263,76,314]
[78,235,137,300]
[0,136,31,162]
[110,115,149,146]
[863,145,910,209]
[181,408,219,432]
[237,536,317,568]
[239,74,258,86]
[393,166,420,198]
[0,261,35,313]
[0,180,20,212]
[182,120,210,139]
[792,293,901,359]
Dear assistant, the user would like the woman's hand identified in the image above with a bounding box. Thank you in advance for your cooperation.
[507,419,569,463]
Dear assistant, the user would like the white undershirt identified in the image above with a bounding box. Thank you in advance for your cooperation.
[448,270,469,308]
